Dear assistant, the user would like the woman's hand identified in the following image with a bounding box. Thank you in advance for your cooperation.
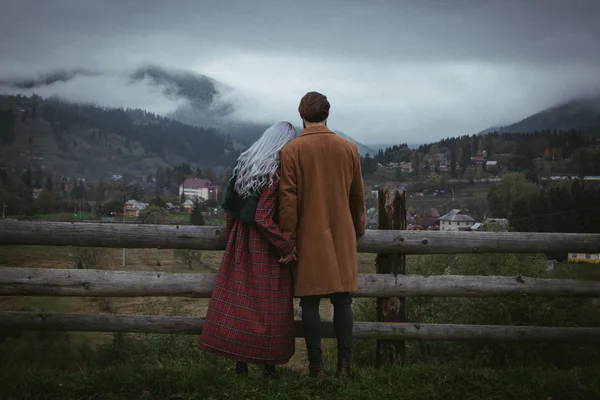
[279,247,297,264]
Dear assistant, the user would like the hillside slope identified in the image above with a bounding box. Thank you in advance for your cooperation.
[334,131,376,155]
[0,95,238,180]
[1,66,377,157]
[480,95,600,134]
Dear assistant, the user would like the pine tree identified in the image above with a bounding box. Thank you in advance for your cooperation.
[0,108,16,145]
[131,185,142,201]
[190,198,205,225]
[96,180,106,204]
[21,165,32,188]
[361,153,374,175]
[450,140,458,178]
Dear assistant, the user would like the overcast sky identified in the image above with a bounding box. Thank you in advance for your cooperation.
[1,0,600,144]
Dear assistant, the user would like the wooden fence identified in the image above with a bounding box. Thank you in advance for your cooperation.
[2,189,600,365]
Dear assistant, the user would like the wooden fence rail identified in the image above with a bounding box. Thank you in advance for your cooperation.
[3,267,600,298]
[2,220,600,254]
[3,203,600,357]
[2,312,600,343]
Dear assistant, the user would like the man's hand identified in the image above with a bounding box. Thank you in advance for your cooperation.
[279,247,297,264]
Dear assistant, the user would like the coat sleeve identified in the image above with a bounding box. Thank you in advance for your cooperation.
[255,181,296,256]
[278,148,298,239]
[350,145,366,236]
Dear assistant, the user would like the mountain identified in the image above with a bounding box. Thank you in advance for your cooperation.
[333,131,375,155]
[0,95,239,180]
[476,126,503,135]
[130,65,237,128]
[0,65,377,171]
[0,68,100,89]
[0,65,236,129]
[479,95,600,134]
[211,122,375,156]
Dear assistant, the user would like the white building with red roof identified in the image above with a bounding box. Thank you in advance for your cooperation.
[179,178,220,202]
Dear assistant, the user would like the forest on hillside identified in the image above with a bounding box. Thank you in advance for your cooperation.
[487,172,600,235]
[0,95,241,167]
[362,130,600,180]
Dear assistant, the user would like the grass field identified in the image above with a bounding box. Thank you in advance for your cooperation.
[2,244,600,399]
[3,350,600,400]
[0,245,346,372]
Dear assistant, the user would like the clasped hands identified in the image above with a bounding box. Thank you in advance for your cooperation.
[279,247,297,264]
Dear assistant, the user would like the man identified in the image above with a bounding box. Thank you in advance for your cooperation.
[279,91,366,378]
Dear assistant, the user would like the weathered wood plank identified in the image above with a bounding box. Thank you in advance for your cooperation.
[2,220,600,254]
[376,188,406,365]
[3,267,600,298]
[2,311,600,342]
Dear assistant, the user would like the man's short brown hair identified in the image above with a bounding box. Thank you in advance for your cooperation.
[298,91,330,123]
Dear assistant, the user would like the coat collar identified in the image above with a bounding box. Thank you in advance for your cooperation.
[299,125,335,137]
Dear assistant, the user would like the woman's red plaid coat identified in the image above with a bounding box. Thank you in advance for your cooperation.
[198,178,296,364]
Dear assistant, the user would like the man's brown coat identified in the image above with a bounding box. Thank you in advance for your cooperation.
[279,125,366,297]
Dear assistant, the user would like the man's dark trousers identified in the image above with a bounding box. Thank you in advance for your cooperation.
[300,292,353,364]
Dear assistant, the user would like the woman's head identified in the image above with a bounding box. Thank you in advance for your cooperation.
[233,121,298,198]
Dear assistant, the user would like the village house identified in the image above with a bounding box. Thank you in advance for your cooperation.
[124,200,148,217]
[179,178,220,202]
[366,207,378,228]
[435,155,451,172]
[439,209,476,231]
[414,208,441,230]
[399,162,413,173]
[31,188,42,200]
[470,155,486,165]
[63,181,73,192]
[568,253,600,264]
[182,199,194,214]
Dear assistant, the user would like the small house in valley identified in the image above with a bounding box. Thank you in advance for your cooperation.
[179,178,220,202]
[124,200,149,217]
[414,208,440,230]
[439,209,475,231]
[182,199,194,214]
[568,253,600,264]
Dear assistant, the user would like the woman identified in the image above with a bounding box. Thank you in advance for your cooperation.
[198,121,298,378]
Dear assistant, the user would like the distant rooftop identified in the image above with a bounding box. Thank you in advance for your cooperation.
[180,178,216,189]
[439,209,475,223]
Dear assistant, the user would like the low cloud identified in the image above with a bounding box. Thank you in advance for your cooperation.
[1,0,600,143]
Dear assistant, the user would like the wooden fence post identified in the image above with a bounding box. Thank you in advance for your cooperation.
[375,188,407,366]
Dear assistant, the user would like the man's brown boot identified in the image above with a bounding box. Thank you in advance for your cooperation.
[308,362,327,379]
[338,359,351,377]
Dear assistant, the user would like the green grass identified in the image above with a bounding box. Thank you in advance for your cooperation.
[2,334,600,400]
[329,253,600,369]
[4,361,600,400]
[3,247,600,398]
